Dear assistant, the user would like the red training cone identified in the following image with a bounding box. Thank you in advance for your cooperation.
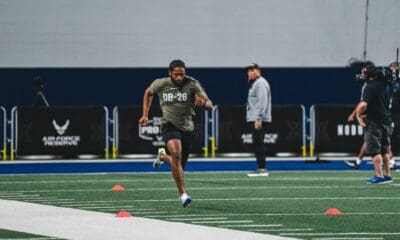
[111,184,125,191]
[115,211,132,218]
[325,208,341,215]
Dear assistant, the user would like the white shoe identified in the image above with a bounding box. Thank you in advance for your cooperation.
[389,158,396,170]
[344,158,362,169]
[153,148,166,168]
[247,168,269,177]
[180,193,192,208]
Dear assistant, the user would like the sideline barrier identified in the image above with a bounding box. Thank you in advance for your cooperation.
[310,105,364,157]
[213,105,306,157]
[113,106,205,158]
[11,106,109,160]
[0,107,5,160]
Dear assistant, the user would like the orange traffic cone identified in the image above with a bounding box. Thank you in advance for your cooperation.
[325,208,342,216]
[115,211,132,218]
[111,184,125,191]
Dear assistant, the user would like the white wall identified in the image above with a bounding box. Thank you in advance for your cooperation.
[0,0,399,67]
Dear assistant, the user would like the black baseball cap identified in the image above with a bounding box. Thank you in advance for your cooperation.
[246,63,260,70]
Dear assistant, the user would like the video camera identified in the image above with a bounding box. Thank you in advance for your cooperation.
[356,64,399,84]
[355,48,400,84]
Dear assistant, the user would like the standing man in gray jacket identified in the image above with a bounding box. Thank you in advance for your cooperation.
[246,63,272,177]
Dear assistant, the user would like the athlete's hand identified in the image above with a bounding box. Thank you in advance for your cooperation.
[195,95,206,107]
[139,116,149,127]
[356,114,366,127]
[254,120,262,130]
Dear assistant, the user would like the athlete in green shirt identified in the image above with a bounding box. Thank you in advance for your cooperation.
[139,60,213,207]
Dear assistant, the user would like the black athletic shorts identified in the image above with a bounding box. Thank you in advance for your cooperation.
[161,122,193,166]
[161,122,193,145]
[365,120,392,155]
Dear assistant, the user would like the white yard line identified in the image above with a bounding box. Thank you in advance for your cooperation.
[192,220,253,224]
[0,194,40,197]
[0,238,58,240]
[1,197,59,201]
[127,197,400,203]
[219,224,283,228]
[32,199,75,202]
[78,208,158,212]
[25,197,400,206]
[2,199,55,202]
[74,208,173,215]
[254,228,314,232]
[0,193,25,196]
[144,212,400,218]
[131,212,174,215]
[281,232,400,236]
[0,185,392,193]
[168,217,228,221]
[0,200,295,240]
[77,205,138,209]
[312,238,384,240]
[59,203,129,207]
[58,200,122,203]
[0,177,372,184]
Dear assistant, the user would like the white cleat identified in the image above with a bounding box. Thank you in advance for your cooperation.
[180,193,192,208]
[247,168,269,177]
[153,147,166,169]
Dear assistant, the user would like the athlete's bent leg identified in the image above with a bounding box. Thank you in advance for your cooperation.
[166,139,186,196]
[160,152,172,165]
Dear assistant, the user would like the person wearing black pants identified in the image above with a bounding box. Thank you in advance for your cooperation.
[245,63,271,177]
[248,122,267,170]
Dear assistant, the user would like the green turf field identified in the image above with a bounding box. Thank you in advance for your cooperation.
[0,171,399,240]
[0,228,59,240]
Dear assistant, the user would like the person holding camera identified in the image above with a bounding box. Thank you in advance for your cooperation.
[355,65,393,184]
[345,62,372,168]
[346,62,397,170]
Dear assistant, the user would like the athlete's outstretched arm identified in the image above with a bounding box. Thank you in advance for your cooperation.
[139,87,154,126]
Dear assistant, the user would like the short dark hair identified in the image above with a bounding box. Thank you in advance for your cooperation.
[362,61,375,69]
[389,62,399,69]
[169,59,186,71]
[246,63,260,71]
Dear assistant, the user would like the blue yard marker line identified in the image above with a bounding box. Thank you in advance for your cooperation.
[0,160,374,174]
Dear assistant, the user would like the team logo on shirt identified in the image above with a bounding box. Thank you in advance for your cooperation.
[138,117,165,146]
